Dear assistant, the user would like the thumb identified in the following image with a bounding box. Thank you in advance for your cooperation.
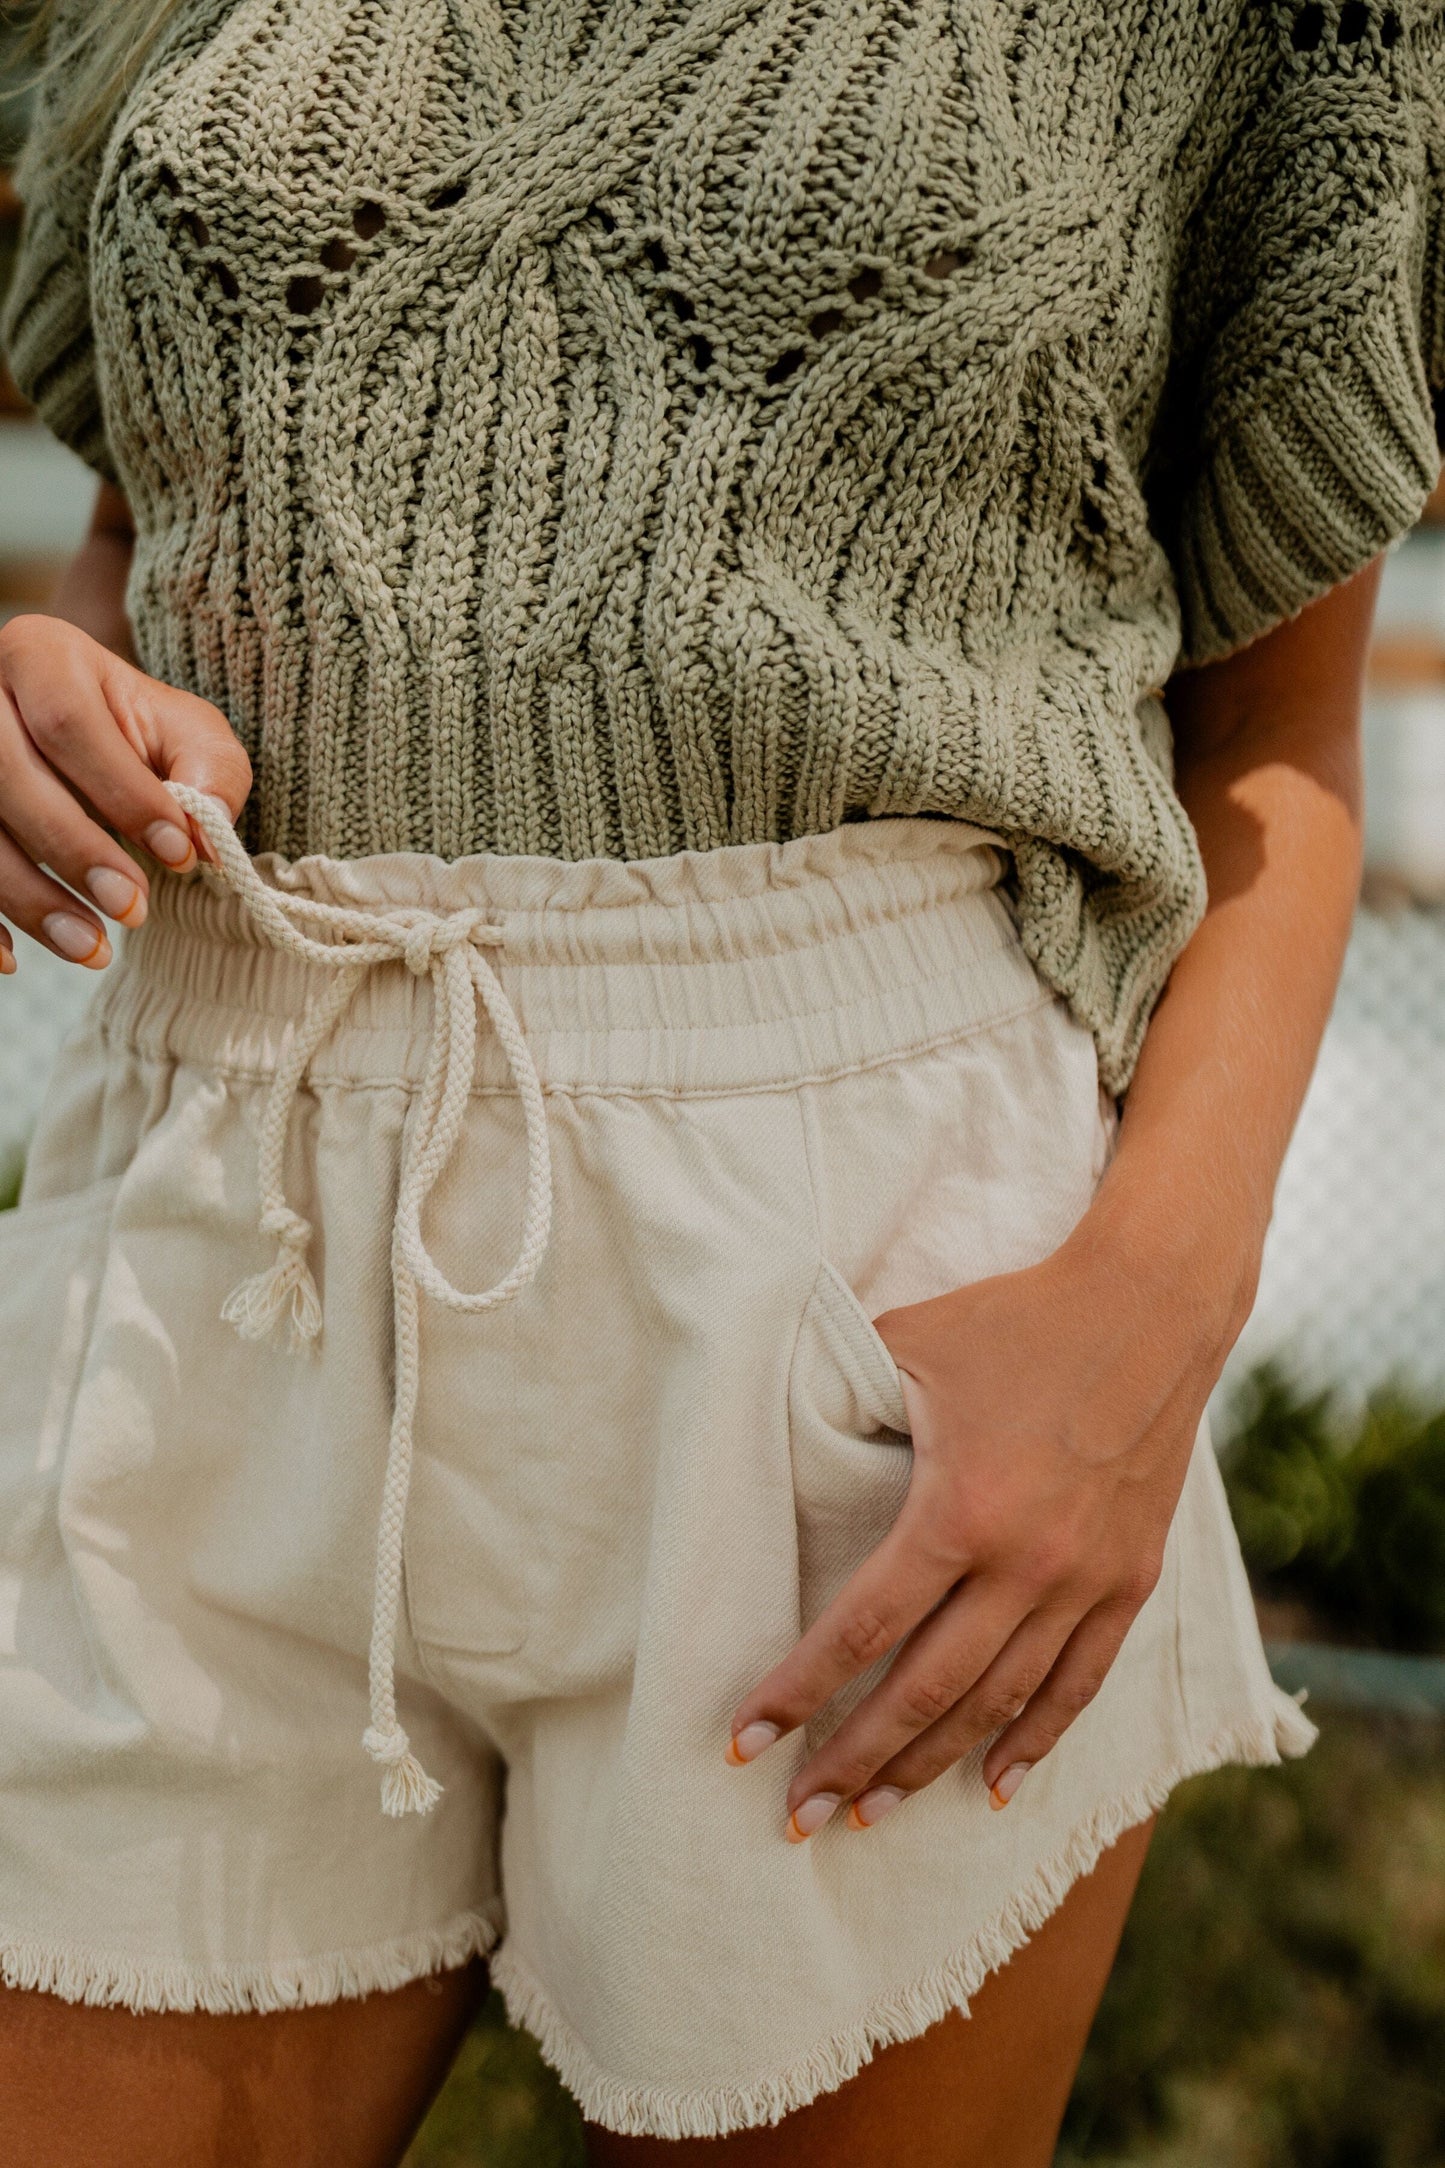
[162,779,245,870]
[145,683,253,866]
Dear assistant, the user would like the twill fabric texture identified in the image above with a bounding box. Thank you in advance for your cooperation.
[8,0,1445,1090]
[0,814,1312,2138]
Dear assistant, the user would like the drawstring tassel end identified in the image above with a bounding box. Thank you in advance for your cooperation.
[364,1724,443,1817]
[158,788,555,1827]
[220,1209,323,1348]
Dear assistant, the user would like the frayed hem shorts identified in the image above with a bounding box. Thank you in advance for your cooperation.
[0,806,1312,2138]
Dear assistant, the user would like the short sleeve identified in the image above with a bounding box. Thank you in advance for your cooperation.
[1147,0,1445,670]
[0,9,118,484]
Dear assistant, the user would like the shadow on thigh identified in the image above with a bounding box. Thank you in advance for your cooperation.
[0,1957,490,2168]
[585,1819,1155,2168]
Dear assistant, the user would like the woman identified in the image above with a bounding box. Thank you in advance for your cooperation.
[0,1,1437,2161]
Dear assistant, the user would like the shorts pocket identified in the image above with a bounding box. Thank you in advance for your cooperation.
[0,1180,122,1543]
[809,1258,911,1438]
[787,1257,915,1632]
[402,1301,529,1664]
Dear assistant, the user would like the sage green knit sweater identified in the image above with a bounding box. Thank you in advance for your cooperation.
[6,0,1445,1089]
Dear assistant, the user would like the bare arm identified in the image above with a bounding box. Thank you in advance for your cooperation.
[47,478,139,661]
[1086,561,1377,1321]
[728,562,1380,1835]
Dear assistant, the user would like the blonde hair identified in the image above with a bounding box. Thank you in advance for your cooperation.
[9,1,188,168]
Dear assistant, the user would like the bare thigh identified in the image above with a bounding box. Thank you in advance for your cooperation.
[587,1817,1155,2168]
[0,1957,489,2168]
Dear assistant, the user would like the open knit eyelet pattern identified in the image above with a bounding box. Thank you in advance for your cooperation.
[4,0,1444,1094]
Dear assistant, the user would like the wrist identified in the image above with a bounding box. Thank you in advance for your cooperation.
[1063,1139,1264,1362]
[48,533,137,662]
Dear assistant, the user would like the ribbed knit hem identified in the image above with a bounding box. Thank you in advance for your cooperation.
[492,1691,1317,2141]
[1174,270,1440,669]
[0,1904,500,2017]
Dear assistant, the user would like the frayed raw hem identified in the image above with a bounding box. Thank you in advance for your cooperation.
[0,1903,502,2017]
[492,1692,1317,2141]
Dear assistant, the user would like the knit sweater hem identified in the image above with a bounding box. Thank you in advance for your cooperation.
[4,0,1445,1097]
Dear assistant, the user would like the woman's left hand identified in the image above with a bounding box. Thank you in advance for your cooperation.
[727,559,1383,1840]
[726,1218,1245,1837]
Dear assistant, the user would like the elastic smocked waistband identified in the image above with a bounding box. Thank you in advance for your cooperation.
[92,814,1052,1095]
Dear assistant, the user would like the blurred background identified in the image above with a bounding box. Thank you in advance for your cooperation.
[4,29,1445,2168]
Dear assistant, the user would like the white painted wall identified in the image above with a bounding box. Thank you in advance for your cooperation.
[0,418,96,569]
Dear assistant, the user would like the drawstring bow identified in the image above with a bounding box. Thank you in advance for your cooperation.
[165,784,554,1817]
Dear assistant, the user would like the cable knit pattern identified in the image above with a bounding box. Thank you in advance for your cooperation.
[5,0,1445,1088]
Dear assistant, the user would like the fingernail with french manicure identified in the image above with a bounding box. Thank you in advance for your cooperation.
[725,1722,780,1767]
[43,912,108,965]
[989,1763,1030,1810]
[847,1786,906,1830]
[85,867,146,926]
[786,1794,841,1843]
[145,821,195,868]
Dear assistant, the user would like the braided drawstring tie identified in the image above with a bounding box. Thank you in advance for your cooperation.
[166,785,554,1818]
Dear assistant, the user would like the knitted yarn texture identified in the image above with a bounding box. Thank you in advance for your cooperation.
[6,0,1445,1089]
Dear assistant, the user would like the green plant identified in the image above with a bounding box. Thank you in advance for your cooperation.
[1220,1364,1445,1655]
[1327,1398,1445,1655]
[1220,1366,1356,1583]
[1059,1716,1445,2167]
[405,1992,582,2168]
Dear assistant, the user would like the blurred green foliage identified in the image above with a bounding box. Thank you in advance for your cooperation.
[406,2001,584,2168]
[1058,1716,1445,2168]
[1221,1364,1445,1654]
[1,13,36,164]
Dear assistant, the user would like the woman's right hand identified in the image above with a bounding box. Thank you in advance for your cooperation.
[0,613,252,976]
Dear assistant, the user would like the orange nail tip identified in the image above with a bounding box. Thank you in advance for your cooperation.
[786,1813,808,1844]
[724,1739,745,1767]
[727,1720,781,1766]
[846,1802,868,1831]
[989,1762,1030,1809]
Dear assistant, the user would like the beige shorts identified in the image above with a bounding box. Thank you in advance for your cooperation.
[0,804,1311,2138]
